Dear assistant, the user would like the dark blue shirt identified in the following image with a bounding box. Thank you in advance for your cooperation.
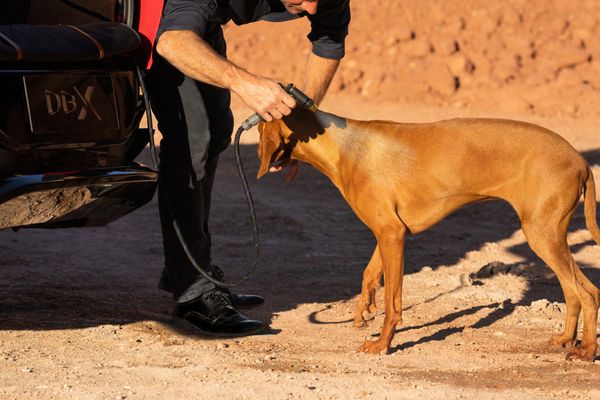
[157,0,350,59]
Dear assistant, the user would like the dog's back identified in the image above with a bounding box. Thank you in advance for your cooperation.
[335,117,589,233]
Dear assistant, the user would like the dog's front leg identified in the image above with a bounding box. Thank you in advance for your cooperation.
[354,245,382,328]
[359,225,406,355]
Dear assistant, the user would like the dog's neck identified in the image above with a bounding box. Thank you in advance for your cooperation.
[281,108,350,185]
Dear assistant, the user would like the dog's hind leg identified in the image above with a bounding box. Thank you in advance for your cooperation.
[565,261,600,361]
[353,245,382,328]
[526,229,582,350]
[359,224,407,355]
[521,207,599,361]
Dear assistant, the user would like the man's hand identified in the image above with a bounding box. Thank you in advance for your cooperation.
[231,74,296,122]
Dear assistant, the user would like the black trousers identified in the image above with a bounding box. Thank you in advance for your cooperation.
[146,26,234,301]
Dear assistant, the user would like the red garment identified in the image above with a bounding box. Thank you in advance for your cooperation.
[137,0,164,68]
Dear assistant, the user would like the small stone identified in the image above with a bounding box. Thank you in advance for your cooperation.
[216,343,229,350]
[404,39,432,58]
[421,266,433,272]
[396,27,415,41]
[423,61,460,97]
[530,299,551,311]
[447,54,468,75]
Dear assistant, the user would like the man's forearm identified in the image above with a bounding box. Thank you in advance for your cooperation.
[301,53,340,106]
[156,30,244,89]
[156,30,295,121]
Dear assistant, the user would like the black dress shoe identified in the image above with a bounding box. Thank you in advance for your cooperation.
[159,265,265,309]
[174,289,264,337]
[209,265,265,309]
[224,290,265,309]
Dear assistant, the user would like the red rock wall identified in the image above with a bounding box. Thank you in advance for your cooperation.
[225,0,600,118]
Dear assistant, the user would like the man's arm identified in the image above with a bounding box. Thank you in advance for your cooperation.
[301,52,340,106]
[302,0,348,104]
[156,30,296,121]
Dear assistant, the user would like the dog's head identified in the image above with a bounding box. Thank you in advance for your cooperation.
[257,120,292,179]
[256,108,330,180]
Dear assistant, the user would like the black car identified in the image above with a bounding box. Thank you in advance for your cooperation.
[0,0,161,229]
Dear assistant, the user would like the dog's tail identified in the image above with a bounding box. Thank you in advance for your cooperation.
[580,165,600,300]
[584,165,600,246]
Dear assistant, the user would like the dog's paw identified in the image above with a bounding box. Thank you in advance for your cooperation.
[352,306,377,329]
[548,334,576,349]
[566,345,596,362]
[352,318,369,329]
[362,307,377,321]
[358,340,389,355]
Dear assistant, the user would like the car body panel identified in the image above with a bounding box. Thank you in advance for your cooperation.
[0,1,161,229]
[0,165,157,229]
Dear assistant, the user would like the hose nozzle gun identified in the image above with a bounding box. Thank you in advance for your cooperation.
[240,83,316,131]
[283,83,317,112]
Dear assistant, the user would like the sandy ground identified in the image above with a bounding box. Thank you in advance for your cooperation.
[3,1,600,398]
[1,95,600,399]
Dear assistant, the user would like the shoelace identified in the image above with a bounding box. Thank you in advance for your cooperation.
[210,265,225,281]
[203,289,233,317]
[209,266,235,298]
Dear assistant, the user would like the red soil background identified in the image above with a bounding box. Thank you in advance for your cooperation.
[227,0,600,119]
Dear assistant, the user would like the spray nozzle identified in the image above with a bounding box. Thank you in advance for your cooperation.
[281,83,317,112]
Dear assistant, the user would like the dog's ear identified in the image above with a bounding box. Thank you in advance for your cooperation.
[257,121,285,179]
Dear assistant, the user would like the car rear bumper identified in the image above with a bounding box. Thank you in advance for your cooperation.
[0,164,157,229]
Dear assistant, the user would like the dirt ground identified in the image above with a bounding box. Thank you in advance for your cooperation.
[2,1,600,399]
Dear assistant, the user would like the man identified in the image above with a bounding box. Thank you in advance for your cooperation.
[147,0,350,336]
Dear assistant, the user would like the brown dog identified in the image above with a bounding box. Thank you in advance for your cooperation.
[257,108,600,361]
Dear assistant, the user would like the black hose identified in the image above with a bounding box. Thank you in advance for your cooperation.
[136,66,259,288]
[119,0,135,27]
